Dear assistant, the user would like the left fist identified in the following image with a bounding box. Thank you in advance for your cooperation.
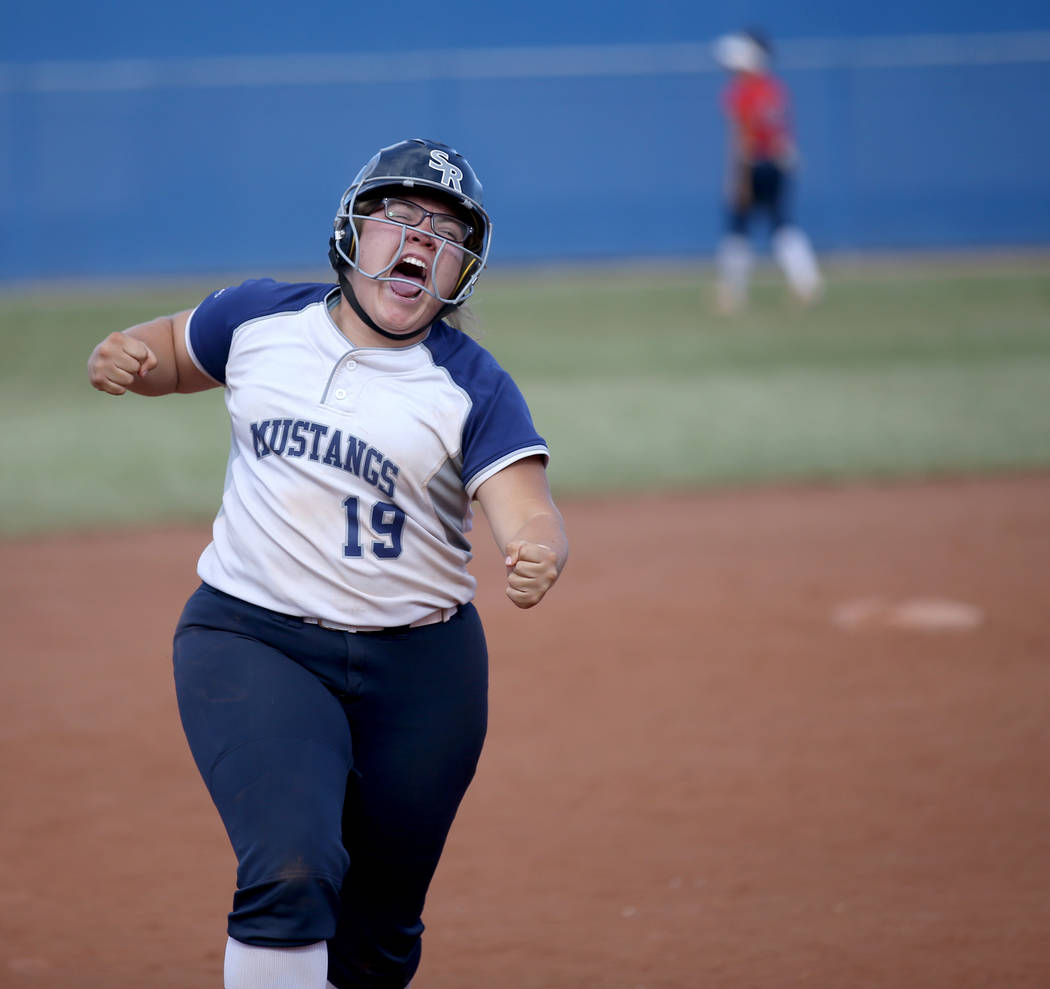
[504,540,560,609]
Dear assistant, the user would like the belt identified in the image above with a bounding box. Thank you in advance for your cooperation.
[302,605,458,634]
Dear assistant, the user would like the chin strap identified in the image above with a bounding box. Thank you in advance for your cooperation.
[336,269,456,341]
[336,269,425,341]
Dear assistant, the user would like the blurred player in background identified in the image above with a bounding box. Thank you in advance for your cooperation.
[713,29,823,312]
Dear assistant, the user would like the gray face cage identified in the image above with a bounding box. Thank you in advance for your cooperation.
[331,177,492,307]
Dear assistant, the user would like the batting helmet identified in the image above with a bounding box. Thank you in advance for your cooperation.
[329,138,492,308]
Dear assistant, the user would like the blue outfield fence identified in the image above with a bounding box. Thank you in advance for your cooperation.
[2,31,1049,280]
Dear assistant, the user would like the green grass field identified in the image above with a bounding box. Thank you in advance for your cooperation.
[2,254,1048,537]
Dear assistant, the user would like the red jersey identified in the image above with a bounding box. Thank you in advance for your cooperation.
[723,72,792,162]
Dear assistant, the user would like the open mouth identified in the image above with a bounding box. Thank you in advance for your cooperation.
[389,255,428,300]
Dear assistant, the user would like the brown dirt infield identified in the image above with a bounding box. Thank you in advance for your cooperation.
[2,475,1049,988]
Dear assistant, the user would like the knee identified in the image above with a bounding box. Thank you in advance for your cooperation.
[229,870,344,945]
[328,921,423,989]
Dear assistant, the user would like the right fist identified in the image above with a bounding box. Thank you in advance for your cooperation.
[88,332,159,396]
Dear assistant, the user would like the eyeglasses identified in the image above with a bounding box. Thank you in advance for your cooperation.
[375,197,473,245]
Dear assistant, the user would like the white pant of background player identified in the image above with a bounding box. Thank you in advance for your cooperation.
[717,225,823,312]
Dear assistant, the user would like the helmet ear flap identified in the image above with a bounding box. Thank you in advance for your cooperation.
[327,235,341,270]
[330,194,382,272]
[328,216,358,271]
[452,256,479,297]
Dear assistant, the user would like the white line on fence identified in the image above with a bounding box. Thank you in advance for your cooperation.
[1,31,1048,94]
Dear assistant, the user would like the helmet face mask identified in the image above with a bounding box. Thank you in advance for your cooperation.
[330,138,492,309]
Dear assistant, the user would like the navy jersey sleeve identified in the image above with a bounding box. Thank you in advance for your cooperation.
[186,278,332,383]
[426,326,549,494]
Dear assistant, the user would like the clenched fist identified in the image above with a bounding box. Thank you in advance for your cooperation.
[504,540,560,609]
[88,332,159,396]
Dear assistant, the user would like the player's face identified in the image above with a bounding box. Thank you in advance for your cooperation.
[351,193,468,336]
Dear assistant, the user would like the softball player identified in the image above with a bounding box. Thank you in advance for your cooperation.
[87,138,569,989]
[713,29,823,312]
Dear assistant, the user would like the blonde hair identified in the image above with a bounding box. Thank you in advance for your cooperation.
[444,302,478,336]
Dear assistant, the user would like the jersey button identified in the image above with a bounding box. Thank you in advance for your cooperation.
[335,388,347,400]
[346,360,357,370]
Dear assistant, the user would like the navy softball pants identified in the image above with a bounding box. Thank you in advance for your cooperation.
[728,159,792,235]
[172,583,488,989]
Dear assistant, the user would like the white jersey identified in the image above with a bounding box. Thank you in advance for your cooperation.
[184,278,548,628]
